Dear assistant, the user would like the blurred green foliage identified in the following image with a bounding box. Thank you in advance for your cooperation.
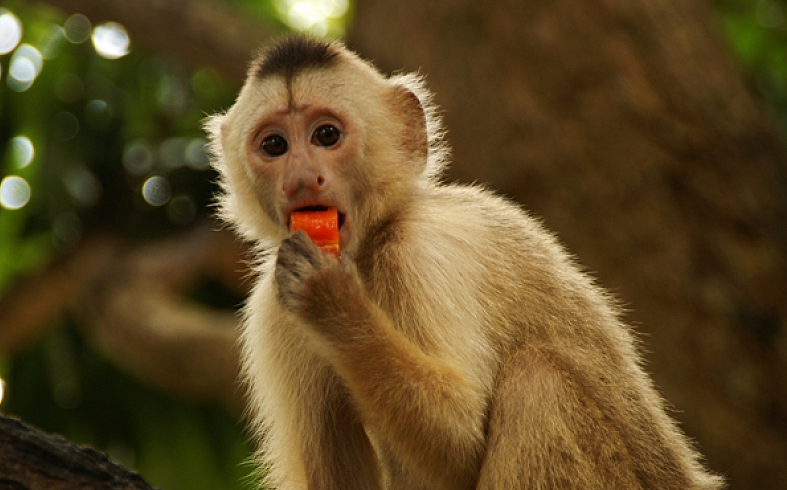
[0,0,347,488]
[717,0,787,127]
[0,0,259,487]
[0,0,781,489]
[0,1,236,297]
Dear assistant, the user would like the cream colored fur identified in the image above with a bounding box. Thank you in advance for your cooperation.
[206,37,723,490]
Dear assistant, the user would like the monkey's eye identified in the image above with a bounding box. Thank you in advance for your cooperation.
[261,135,288,156]
[312,125,341,147]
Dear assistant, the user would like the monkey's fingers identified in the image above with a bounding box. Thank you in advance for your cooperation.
[278,231,323,274]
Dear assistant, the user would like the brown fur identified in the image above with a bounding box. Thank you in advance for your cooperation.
[206,36,723,490]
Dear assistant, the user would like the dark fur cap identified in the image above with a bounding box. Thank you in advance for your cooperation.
[255,36,341,81]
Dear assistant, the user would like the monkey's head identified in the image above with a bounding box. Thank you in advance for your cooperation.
[206,37,447,255]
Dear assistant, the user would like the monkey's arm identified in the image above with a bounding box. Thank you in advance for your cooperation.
[276,232,486,489]
[479,346,646,489]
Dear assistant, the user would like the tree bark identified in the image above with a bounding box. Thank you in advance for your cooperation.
[350,1,787,489]
[0,413,157,490]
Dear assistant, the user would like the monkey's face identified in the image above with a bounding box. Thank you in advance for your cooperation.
[220,67,387,256]
[245,88,359,253]
[211,60,430,255]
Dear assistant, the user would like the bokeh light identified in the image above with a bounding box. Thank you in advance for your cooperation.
[157,76,188,115]
[10,136,35,169]
[40,24,67,60]
[123,141,154,176]
[276,0,349,35]
[52,111,80,141]
[8,44,43,92]
[142,175,171,207]
[0,9,23,55]
[160,137,188,169]
[0,377,5,406]
[167,195,197,225]
[0,175,32,210]
[64,165,101,206]
[185,138,210,171]
[84,99,113,130]
[64,14,91,44]
[10,56,36,82]
[91,22,130,59]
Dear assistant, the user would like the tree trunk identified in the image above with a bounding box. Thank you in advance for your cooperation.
[350,1,787,489]
[0,413,157,490]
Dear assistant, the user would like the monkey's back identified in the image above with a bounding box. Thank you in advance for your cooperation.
[362,182,723,490]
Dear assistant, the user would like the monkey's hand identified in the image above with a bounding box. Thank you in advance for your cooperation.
[277,228,361,307]
[275,230,336,310]
[275,230,371,347]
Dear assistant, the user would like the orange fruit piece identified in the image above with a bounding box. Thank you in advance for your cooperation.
[290,208,340,257]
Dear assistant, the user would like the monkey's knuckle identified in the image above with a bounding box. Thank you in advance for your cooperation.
[289,231,316,255]
[276,278,303,310]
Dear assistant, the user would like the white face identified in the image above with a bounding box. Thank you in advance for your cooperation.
[223,69,380,255]
[211,62,427,254]
[246,95,356,252]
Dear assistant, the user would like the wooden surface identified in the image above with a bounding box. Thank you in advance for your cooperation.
[0,413,157,490]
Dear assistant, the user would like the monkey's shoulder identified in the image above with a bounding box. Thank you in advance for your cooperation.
[410,183,566,261]
[404,183,604,303]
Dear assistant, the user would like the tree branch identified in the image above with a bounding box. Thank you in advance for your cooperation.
[0,413,157,490]
[0,236,121,356]
[0,223,250,414]
[77,224,249,414]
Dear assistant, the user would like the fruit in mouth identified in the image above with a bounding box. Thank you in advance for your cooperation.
[289,207,340,256]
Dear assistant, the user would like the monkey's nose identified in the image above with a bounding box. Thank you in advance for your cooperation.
[283,171,326,198]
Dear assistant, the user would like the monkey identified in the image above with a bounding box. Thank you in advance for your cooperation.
[205,36,723,490]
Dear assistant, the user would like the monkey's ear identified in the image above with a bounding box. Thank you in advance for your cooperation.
[389,85,428,166]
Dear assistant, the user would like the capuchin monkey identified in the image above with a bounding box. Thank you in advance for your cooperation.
[206,36,723,490]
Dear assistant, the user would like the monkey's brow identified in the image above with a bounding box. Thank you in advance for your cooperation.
[256,36,340,81]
